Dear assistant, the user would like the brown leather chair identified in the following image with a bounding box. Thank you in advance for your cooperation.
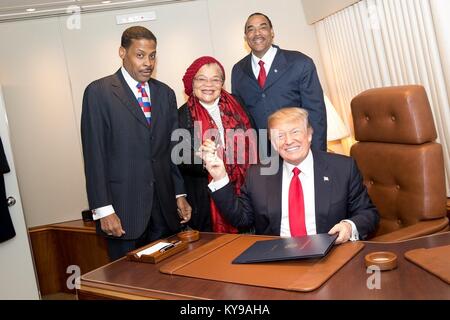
[350,85,449,241]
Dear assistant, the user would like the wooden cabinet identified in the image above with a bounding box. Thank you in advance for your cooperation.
[29,220,109,296]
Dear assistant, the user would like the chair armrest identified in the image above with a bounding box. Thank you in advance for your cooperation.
[370,217,449,242]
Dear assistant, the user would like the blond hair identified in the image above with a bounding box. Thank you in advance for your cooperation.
[268,107,311,132]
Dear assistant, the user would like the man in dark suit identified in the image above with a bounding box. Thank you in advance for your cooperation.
[231,13,327,151]
[199,107,378,244]
[81,26,191,260]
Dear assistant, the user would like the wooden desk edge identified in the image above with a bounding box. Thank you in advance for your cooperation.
[363,230,450,244]
[78,281,209,300]
[29,219,97,234]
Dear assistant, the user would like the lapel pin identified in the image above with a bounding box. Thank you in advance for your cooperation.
[274,69,278,73]
[324,176,329,181]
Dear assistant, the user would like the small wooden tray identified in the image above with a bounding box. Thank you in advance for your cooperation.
[127,239,188,264]
[365,251,397,271]
[177,230,200,242]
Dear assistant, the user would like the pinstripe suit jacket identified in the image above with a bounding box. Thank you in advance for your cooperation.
[81,69,185,239]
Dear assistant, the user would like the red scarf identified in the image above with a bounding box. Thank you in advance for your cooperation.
[188,90,257,233]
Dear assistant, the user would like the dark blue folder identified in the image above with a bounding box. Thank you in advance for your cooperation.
[232,233,338,264]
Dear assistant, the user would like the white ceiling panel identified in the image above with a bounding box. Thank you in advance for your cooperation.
[0,0,187,21]
[0,1,76,9]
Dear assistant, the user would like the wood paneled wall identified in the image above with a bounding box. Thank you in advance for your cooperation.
[29,220,109,295]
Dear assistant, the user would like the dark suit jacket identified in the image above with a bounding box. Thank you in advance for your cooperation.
[81,69,185,240]
[231,45,327,151]
[211,151,379,240]
[176,102,213,231]
[0,137,15,243]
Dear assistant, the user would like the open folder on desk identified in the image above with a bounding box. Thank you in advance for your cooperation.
[232,233,338,264]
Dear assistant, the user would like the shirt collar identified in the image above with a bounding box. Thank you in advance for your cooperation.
[283,149,314,177]
[251,45,277,69]
[121,66,146,90]
[199,97,220,111]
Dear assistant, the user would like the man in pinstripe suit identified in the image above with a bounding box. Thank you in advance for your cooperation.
[81,26,191,260]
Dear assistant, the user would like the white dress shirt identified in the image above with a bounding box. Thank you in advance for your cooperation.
[120,66,151,103]
[209,150,359,241]
[251,45,278,80]
[280,150,316,237]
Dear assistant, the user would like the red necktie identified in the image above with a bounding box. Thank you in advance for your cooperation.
[289,167,307,237]
[258,60,267,88]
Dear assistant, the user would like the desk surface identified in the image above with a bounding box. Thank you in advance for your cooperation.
[78,232,450,300]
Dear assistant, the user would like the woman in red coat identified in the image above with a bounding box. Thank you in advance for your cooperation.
[178,56,257,233]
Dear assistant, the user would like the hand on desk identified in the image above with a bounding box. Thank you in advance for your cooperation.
[177,196,192,224]
[100,213,126,237]
[328,221,352,244]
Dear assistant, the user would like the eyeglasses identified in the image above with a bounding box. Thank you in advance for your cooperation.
[193,77,223,87]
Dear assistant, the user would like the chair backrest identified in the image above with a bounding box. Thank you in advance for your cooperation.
[350,85,446,237]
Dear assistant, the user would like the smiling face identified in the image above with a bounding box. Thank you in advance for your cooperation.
[119,38,156,83]
[244,14,274,58]
[269,115,312,166]
[192,63,224,104]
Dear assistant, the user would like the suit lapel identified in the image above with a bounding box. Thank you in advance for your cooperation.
[111,70,151,130]
[148,80,160,135]
[313,151,331,233]
[266,159,283,234]
[264,47,289,90]
[242,54,259,85]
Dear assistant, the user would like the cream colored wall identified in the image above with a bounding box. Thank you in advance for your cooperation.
[61,1,214,141]
[0,18,88,227]
[0,0,326,227]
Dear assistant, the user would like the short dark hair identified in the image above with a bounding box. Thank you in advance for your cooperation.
[121,26,157,49]
[245,12,273,32]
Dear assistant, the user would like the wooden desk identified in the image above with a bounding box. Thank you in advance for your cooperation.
[78,232,450,300]
[29,219,109,295]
